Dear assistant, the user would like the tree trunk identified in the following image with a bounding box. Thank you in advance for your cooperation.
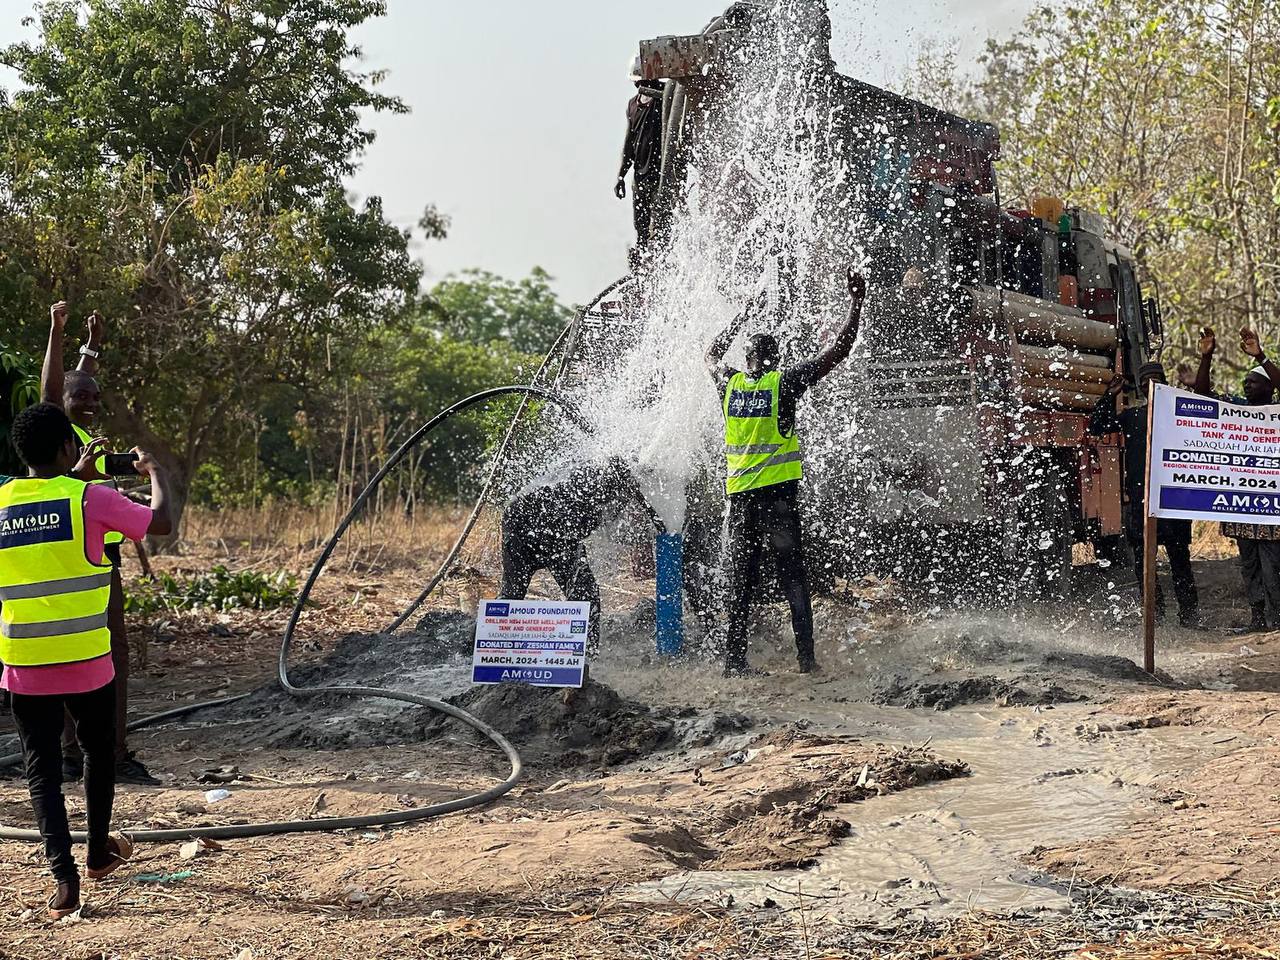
[98,387,191,555]
[143,443,190,556]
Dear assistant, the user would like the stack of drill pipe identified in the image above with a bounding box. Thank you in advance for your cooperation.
[967,285,1117,412]
[1018,351,1113,384]
[969,286,1118,352]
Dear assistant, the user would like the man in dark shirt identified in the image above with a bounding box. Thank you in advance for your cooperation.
[1089,363,1201,627]
[1193,326,1280,630]
[705,270,866,675]
[615,58,665,247]
[499,458,654,660]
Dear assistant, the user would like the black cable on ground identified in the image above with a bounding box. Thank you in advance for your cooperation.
[0,385,589,843]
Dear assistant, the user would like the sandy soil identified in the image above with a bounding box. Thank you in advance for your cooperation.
[2,526,1280,958]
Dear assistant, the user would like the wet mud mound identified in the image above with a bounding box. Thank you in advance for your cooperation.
[176,611,748,764]
[874,675,1085,710]
[424,681,716,767]
[189,612,498,751]
[871,644,1167,710]
[630,731,970,872]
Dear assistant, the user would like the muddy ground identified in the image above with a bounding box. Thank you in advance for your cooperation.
[2,536,1280,958]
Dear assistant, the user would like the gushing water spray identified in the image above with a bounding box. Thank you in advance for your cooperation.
[581,0,864,534]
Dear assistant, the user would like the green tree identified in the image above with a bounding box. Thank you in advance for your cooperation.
[427,267,576,355]
[0,340,40,475]
[0,0,421,543]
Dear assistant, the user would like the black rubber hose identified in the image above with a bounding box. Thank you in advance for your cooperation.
[383,324,575,634]
[0,385,588,843]
[385,275,631,634]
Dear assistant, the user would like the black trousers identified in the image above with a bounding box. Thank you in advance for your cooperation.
[1237,537,1280,626]
[633,171,661,245]
[1128,517,1197,619]
[725,485,814,669]
[64,555,129,763]
[500,537,603,659]
[11,681,116,882]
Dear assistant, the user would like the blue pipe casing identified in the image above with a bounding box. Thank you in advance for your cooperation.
[655,533,684,656]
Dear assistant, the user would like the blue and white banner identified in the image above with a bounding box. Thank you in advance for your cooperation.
[1149,384,1280,524]
[472,599,590,688]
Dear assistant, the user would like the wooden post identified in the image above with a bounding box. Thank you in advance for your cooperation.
[1141,379,1158,673]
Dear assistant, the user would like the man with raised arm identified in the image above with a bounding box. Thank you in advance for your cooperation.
[705,269,866,676]
[1194,326,1280,631]
[41,303,158,785]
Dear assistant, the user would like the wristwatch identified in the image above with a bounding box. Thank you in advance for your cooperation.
[79,344,100,359]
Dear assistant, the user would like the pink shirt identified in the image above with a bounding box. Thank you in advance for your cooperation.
[1,483,153,696]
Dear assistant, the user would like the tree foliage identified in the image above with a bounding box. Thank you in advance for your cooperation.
[0,340,40,475]
[426,267,576,355]
[0,0,420,531]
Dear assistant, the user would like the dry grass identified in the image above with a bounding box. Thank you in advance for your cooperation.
[179,500,503,571]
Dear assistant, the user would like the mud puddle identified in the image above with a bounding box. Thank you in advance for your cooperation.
[626,702,1251,921]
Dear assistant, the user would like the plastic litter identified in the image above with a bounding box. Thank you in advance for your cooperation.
[134,870,195,884]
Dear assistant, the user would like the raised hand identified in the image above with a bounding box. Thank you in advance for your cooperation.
[614,178,627,200]
[1240,327,1264,358]
[132,447,161,477]
[72,437,108,482]
[1198,326,1216,356]
[846,269,866,307]
[1104,373,1126,397]
[50,301,68,329]
[86,310,105,350]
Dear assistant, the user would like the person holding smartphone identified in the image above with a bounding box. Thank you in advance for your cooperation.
[0,402,172,917]
[40,303,159,784]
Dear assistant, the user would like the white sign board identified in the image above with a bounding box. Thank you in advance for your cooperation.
[1148,384,1280,524]
[472,599,589,688]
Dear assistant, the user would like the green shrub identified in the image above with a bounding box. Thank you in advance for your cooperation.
[126,565,297,616]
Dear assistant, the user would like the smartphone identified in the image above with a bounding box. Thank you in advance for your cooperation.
[102,452,140,476]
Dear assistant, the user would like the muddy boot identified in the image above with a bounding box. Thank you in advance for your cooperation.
[1178,609,1208,631]
[1237,603,1268,634]
[47,878,80,919]
[797,654,821,675]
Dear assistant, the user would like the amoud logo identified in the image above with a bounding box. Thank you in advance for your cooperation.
[1175,396,1219,420]
[728,389,773,418]
[485,602,510,617]
[0,498,73,550]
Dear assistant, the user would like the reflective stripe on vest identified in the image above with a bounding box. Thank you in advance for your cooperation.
[723,370,803,495]
[72,423,124,547]
[0,475,112,666]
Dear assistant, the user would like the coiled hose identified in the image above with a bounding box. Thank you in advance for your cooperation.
[0,385,589,843]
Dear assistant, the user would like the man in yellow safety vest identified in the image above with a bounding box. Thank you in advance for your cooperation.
[705,269,866,675]
[0,401,171,916]
[40,302,158,785]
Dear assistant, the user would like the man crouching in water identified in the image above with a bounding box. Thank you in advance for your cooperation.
[499,457,657,672]
[705,269,866,676]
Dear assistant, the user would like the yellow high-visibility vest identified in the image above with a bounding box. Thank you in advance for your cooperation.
[72,422,124,547]
[723,370,803,495]
[0,475,112,666]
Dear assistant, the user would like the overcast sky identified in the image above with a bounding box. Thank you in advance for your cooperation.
[0,0,1037,304]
